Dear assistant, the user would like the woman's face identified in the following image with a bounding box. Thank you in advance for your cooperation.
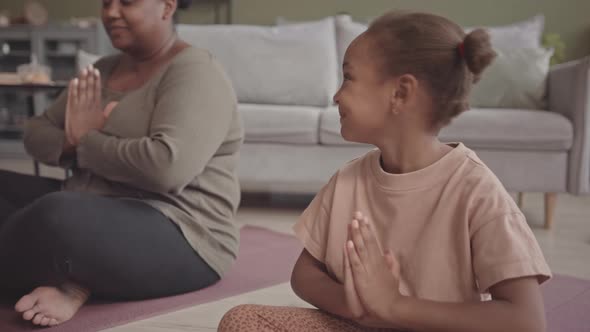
[101,0,172,51]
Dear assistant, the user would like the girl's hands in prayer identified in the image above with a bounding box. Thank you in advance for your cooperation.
[345,211,405,329]
[343,229,366,320]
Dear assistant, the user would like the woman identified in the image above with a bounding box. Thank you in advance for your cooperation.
[0,0,243,327]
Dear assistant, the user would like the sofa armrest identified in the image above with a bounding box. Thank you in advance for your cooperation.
[548,56,590,194]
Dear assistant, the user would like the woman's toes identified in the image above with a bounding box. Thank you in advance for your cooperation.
[40,316,52,326]
[32,313,44,325]
[49,318,59,326]
[22,305,40,321]
[14,294,36,313]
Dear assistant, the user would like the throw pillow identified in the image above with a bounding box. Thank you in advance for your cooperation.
[470,47,554,110]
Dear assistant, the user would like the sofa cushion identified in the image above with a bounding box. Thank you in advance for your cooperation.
[470,47,553,110]
[177,19,338,107]
[320,107,573,151]
[239,104,320,145]
[465,15,545,50]
[441,108,572,150]
[276,15,367,87]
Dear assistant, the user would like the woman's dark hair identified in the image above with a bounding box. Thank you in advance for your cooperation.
[177,0,192,10]
[367,11,497,128]
[173,0,192,23]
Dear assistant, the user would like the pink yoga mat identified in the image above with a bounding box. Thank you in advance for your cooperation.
[0,226,303,332]
[1,226,589,332]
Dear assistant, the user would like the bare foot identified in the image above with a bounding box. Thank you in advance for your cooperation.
[14,283,90,327]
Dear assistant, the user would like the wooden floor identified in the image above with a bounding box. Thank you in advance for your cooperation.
[1,160,589,332]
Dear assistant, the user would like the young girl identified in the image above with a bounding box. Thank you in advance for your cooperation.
[218,11,550,332]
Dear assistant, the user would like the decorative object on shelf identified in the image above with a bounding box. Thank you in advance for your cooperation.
[17,56,52,84]
[0,11,10,27]
[23,1,49,26]
[0,57,52,85]
[68,17,101,29]
[5,0,49,26]
[1,42,10,56]
[56,41,78,55]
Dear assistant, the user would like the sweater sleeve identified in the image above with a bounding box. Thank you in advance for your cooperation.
[23,89,75,168]
[76,54,237,194]
[23,55,116,168]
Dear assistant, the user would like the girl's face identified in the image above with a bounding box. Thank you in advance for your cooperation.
[333,33,397,145]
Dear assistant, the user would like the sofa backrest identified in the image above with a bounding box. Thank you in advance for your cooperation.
[177,18,339,107]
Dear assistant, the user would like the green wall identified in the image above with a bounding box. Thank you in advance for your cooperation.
[2,0,588,61]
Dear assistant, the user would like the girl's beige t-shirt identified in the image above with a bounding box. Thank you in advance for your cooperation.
[293,143,551,302]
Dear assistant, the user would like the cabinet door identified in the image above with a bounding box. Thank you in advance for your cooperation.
[0,27,33,139]
[0,27,33,72]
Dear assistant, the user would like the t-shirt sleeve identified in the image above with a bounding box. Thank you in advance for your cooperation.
[471,212,552,292]
[292,172,338,263]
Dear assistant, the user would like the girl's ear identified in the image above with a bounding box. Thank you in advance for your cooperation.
[390,74,418,114]
[396,74,418,104]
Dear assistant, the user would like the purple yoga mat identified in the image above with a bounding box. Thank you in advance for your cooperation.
[1,226,589,331]
[0,226,303,332]
[541,274,590,332]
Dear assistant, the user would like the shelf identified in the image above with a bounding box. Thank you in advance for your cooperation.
[46,51,77,58]
[0,127,24,139]
[0,51,31,57]
[0,24,108,159]
[0,137,27,158]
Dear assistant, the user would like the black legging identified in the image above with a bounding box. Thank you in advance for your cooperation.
[0,170,219,301]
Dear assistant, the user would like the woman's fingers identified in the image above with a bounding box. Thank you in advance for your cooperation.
[104,101,118,118]
[94,68,102,111]
[78,68,88,109]
[86,66,95,106]
[69,78,79,111]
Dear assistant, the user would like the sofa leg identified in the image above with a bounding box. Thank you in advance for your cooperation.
[544,193,557,229]
[517,192,524,209]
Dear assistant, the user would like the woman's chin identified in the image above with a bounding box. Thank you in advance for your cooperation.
[109,37,132,52]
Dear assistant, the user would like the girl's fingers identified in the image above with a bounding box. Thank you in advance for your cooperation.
[359,216,382,259]
[385,250,401,277]
[347,240,365,276]
[343,242,353,280]
[350,218,369,263]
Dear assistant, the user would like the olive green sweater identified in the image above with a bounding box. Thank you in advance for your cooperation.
[24,47,244,277]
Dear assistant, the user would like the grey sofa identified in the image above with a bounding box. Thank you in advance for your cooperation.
[175,18,590,229]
